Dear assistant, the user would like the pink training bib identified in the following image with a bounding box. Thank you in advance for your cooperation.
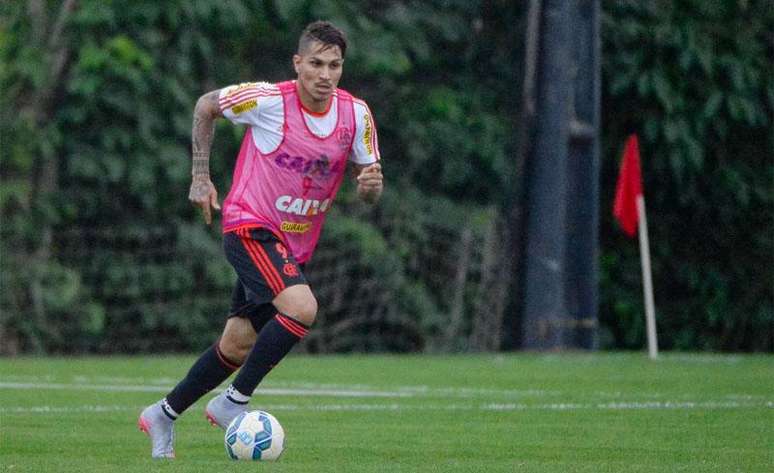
[222,81,356,263]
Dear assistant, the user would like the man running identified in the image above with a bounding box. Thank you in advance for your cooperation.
[138,20,383,458]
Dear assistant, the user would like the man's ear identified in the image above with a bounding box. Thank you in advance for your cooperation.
[292,54,301,74]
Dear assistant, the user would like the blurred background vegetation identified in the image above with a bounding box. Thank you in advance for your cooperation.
[1,0,771,354]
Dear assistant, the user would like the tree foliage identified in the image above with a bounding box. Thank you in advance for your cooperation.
[599,0,773,350]
[0,0,771,353]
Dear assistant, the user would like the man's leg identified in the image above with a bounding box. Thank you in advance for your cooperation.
[206,229,314,429]
[207,286,316,429]
[138,337,240,459]
[165,319,255,414]
[202,317,257,427]
[229,285,316,401]
[138,305,271,458]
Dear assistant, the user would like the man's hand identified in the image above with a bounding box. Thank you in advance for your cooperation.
[189,174,220,225]
[188,90,223,224]
[356,162,383,204]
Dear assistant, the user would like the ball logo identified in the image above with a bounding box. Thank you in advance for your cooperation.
[238,431,253,444]
[283,263,299,277]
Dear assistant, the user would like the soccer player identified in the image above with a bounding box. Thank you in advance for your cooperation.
[138,21,383,458]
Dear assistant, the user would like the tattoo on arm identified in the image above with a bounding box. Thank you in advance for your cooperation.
[191,91,222,176]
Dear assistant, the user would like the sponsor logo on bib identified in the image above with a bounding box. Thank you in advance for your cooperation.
[275,195,331,216]
[280,221,312,233]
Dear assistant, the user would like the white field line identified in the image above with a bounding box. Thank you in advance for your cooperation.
[1,381,772,414]
[0,382,412,398]
[0,376,561,399]
[1,400,771,416]
[537,353,744,364]
[1,379,770,404]
[11,375,768,401]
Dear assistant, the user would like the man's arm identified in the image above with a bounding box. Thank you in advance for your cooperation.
[348,100,382,204]
[352,162,383,204]
[189,90,224,225]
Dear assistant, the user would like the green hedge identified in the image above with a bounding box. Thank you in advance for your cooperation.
[1,1,770,353]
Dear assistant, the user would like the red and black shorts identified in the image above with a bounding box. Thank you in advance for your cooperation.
[224,227,307,331]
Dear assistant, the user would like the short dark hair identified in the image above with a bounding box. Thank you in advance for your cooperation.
[298,21,347,58]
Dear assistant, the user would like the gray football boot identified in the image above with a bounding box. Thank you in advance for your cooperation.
[138,401,176,459]
[205,391,248,430]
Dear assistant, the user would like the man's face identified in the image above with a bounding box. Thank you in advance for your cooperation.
[293,41,343,108]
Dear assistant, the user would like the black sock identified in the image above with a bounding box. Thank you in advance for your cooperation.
[231,314,309,397]
[165,341,241,415]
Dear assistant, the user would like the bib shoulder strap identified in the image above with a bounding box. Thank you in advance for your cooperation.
[277,80,296,96]
[335,87,354,103]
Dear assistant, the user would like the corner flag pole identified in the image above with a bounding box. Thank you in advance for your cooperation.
[636,195,658,359]
[613,134,658,359]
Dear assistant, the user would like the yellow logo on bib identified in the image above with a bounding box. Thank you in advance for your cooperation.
[281,221,312,233]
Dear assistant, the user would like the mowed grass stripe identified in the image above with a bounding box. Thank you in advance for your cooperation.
[1,354,772,473]
[1,381,772,411]
[1,399,770,415]
[0,382,412,398]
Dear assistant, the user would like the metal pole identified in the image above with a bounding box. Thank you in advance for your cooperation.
[520,0,573,349]
[637,195,659,359]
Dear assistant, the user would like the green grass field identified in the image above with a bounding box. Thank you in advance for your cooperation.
[1,353,772,472]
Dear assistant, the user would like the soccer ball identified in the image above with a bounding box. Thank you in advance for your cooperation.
[224,410,285,461]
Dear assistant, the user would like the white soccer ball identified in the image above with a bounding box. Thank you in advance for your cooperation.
[224,410,285,461]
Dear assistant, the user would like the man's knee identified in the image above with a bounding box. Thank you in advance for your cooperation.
[219,335,253,365]
[219,318,257,364]
[290,296,318,326]
[274,285,318,327]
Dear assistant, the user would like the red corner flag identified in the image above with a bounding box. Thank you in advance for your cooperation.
[613,134,643,237]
